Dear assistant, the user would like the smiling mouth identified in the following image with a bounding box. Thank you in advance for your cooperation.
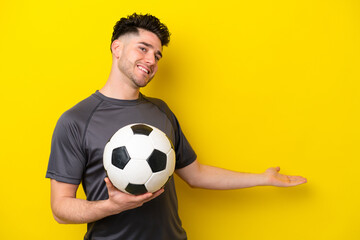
[137,65,150,74]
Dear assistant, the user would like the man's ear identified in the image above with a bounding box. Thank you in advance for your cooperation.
[111,40,124,59]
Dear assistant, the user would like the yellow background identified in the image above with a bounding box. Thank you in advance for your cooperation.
[1,0,359,239]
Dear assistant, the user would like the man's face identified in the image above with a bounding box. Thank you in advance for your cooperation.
[116,29,163,88]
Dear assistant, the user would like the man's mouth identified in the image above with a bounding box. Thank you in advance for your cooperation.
[137,65,150,74]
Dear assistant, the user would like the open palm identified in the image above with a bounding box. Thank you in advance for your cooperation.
[264,167,307,187]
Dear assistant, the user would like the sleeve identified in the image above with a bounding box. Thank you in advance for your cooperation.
[140,95,197,169]
[170,112,197,169]
[45,113,86,185]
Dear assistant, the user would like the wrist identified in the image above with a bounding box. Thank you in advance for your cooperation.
[102,198,121,217]
[259,172,272,186]
[87,198,119,220]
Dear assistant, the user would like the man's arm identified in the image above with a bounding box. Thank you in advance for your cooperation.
[176,159,307,189]
[50,178,164,224]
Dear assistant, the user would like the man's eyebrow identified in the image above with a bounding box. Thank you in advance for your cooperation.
[139,41,162,58]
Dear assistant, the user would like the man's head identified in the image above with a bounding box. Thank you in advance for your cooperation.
[111,13,171,52]
[110,13,170,89]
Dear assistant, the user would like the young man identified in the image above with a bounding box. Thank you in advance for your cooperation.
[46,13,307,240]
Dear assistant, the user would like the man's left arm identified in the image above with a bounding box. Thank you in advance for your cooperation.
[176,159,307,189]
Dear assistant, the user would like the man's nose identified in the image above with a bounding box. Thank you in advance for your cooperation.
[145,52,156,65]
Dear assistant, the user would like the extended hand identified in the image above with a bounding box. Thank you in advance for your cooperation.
[264,167,307,187]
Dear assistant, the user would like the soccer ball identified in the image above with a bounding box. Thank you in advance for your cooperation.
[103,123,176,195]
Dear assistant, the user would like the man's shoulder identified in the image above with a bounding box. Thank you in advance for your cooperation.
[142,94,171,112]
[59,92,102,126]
[142,94,179,131]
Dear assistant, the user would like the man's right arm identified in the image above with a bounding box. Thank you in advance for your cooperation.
[50,178,164,224]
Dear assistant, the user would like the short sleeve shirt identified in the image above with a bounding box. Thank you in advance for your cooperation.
[46,91,197,240]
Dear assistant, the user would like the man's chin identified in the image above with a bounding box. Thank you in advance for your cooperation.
[133,78,153,88]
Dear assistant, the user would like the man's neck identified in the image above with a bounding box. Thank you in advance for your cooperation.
[100,84,140,100]
[100,68,140,100]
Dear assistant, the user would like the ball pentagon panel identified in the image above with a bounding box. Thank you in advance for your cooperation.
[111,146,130,170]
[103,125,133,170]
[147,149,167,172]
[125,183,148,195]
[131,124,153,136]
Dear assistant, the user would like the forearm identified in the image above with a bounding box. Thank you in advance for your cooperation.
[177,161,269,190]
[192,164,268,189]
[177,160,307,189]
[51,197,114,224]
[50,178,164,224]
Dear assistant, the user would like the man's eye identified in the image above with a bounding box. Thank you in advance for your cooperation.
[140,47,146,52]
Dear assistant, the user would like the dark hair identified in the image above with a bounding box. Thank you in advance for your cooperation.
[110,13,171,51]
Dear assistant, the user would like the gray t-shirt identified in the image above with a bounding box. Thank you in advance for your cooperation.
[46,91,197,240]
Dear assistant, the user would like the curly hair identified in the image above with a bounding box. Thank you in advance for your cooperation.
[110,13,171,51]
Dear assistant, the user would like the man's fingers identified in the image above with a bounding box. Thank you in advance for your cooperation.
[105,177,164,206]
[289,175,307,184]
[134,188,164,204]
[280,175,307,186]
[132,192,154,201]
[144,189,164,202]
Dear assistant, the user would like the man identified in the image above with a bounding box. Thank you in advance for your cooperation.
[46,13,307,240]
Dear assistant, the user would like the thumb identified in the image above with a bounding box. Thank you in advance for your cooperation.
[104,177,117,192]
[265,166,280,174]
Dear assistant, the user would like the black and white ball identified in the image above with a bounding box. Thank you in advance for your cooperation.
[103,123,176,195]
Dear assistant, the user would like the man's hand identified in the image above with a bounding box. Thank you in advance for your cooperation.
[176,160,307,190]
[263,167,307,187]
[104,177,164,215]
[50,178,164,224]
